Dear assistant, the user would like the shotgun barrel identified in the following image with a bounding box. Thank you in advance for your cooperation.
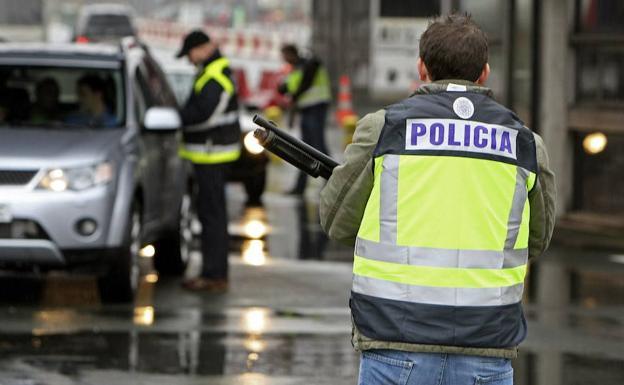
[252,115,339,180]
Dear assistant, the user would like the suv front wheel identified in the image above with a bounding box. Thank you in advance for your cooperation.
[153,188,194,276]
[98,203,141,303]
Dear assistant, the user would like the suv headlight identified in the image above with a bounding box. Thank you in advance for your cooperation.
[38,162,114,192]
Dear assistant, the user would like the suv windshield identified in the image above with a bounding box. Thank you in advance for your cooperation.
[0,65,125,128]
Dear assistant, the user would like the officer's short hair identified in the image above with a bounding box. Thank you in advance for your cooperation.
[419,13,488,82]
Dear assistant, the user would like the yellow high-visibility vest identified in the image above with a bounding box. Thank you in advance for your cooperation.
[351,90,538,349]
[179,57,241,164]
[285,64,331,108]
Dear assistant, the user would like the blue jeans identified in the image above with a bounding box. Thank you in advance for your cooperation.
[358,350,513,385]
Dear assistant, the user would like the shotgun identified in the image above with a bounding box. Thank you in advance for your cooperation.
[252,115,339,180]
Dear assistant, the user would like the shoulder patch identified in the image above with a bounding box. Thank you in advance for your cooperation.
[453,97,475,119]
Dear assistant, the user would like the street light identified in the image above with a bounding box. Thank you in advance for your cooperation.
[582,132,607,155]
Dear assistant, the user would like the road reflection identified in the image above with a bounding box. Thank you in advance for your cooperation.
[229,195,352,262]
[0,330,358,378]
[133,306,154,326]
[231,205,271,267]
[242,307,268,334]
[241,239,267,266]
[243,219,269,239]
[241,307,269,371]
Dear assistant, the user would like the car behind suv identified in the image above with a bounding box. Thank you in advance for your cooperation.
[0,40,190,302]
[75,3,136,43]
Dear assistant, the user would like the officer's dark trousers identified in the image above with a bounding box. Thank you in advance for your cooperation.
[193,163,229,279]
[292,102,329,193]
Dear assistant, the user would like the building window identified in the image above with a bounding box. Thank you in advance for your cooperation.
[570,0,624,217]
[577,49,624,104]
[578,0,624,34]
[0,0,42,25]
[379,1,440,18]
[573,0,624,105]
[574,133,624,213]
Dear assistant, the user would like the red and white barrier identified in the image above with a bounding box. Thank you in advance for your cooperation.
[136,18,299,62]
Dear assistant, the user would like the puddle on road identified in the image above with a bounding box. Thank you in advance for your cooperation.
[0,331,359,378]
[1,330,624,384]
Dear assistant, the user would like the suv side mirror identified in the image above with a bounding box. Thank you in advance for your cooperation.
[144,107,181,130]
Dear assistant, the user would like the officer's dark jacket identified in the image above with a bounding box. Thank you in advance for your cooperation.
[180,50,240,150]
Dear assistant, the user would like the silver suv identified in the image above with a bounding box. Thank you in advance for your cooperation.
[0,40,190,302]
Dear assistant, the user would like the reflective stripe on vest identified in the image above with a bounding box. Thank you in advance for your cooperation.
[178,142,241,164]
[194,57,234,95]
[184,110,239,133]
[286,66,331,108]
[354,153,536,307]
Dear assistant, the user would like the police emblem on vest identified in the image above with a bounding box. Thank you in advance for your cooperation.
[351,91,538,349]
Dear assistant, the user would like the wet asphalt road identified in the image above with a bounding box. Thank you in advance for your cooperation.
[1,158,624,384]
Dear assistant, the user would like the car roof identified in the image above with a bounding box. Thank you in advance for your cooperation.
[0,42,122,58]
[0,42,128,68]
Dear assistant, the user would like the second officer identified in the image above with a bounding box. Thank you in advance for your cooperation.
[176,30,241,292]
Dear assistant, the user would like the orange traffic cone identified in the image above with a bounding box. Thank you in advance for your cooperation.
[335,75,355,126]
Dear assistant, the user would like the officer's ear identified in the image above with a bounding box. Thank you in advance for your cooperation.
[417,58,431,83]
[476,63,490,85]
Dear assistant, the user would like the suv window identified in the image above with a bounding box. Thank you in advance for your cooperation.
[166,70,195,106]
[0,65,125,128]
[133,55,178,123]
[135,56,178,108]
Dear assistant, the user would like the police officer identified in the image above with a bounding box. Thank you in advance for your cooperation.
[319,15,556,385]
[176,30,241,292]
[278,44,332,195]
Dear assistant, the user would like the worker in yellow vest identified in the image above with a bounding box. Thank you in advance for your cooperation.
[278,44,332,195]
[176,30,241,292]
[320,14,556,385]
